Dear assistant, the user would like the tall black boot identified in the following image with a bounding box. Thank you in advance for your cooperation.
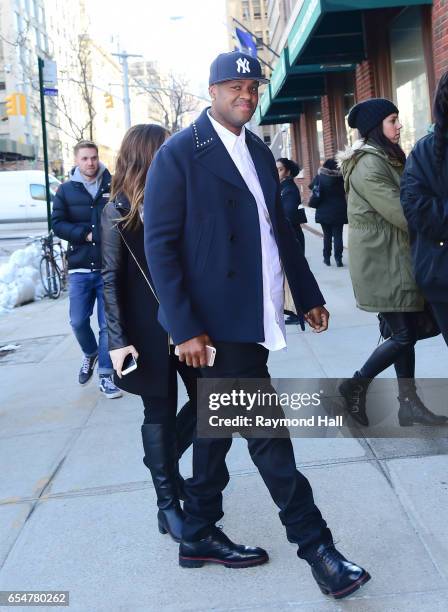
[174,400,196,500]
[397,382,448,426]
[141,424,184,542]
[338,372,371,426]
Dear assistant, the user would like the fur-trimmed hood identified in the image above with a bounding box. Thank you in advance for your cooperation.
[318,166,341,177]
[336,140,387,192]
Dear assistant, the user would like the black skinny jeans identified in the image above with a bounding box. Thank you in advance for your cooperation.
[141,353,197,427]
[359,312,416,381]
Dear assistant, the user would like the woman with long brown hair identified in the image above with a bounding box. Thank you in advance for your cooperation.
[101,124,198,542]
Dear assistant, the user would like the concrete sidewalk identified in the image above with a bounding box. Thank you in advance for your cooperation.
[0,222,447,612]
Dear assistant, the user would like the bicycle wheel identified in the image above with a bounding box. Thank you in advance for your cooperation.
[40,255,61,299]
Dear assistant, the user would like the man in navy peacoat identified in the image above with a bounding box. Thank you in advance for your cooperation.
[144,51,370,599]
[144,110,325,347]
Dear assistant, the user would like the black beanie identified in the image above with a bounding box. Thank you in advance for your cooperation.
[347,98,399,137]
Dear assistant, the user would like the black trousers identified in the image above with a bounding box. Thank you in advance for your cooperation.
[182,342,333,560]
[359,312,416,383]
[320,223,344,260]
[429,302,448,347]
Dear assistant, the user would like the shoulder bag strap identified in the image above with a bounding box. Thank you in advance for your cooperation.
[116,224,160,305]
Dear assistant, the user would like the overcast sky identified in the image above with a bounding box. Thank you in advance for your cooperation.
[86,0,229,99]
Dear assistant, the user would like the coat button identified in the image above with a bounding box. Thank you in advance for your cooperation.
[226,270,235,278]
[229,234,236,243]
[92,242,95,246]
[92,224,95,228]
[440,241,444,246]
[227,199,236,207]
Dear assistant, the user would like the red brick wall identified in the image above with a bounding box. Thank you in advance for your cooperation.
[432,0,448,80]
[299,112,313,202]
[321,95,337,158]
[355,60,376,102]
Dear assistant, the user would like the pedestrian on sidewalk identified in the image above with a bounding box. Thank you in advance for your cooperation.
[308,158,347,267]
[337,99,447,428]
[144,50,370,600]
[101,124,198,543]
[276,157,306,327]
[401,71,448,347]
[51,140,122,399]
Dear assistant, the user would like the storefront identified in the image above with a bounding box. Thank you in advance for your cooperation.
[258,0,440,196]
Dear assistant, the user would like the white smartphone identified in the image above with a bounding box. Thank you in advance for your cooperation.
[122,353,138,376]
[174,344,216,367]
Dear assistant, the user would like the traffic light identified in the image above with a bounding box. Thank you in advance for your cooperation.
[4,93,27,116]
[104,93,114,109]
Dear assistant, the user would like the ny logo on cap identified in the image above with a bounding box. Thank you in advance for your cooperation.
[236,57,250,74]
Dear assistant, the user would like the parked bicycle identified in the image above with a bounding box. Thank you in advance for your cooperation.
[38,232,68,299]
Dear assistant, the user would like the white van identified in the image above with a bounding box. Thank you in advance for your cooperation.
[0,170,61,222]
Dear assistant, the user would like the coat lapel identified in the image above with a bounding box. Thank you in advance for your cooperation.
[192,108,248,192]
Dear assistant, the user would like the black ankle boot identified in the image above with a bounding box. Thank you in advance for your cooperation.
[335,259,343,267]
[141,424,184,542]
[323,256,331,266]
[398,394,448,427]
[308,544,371,599]
[338,372,370,426]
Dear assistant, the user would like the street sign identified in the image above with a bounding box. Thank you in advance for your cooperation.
[42,59,58,86]
[43,87,58,96]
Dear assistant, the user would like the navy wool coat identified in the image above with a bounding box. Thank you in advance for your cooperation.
[401,132,448,303]
[143,108,325,345]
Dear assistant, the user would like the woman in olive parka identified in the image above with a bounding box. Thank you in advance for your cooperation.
[337,98,447,428]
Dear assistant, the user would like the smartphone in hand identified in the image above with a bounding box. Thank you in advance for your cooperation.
[174,344,216,367]
[122,353,138,376]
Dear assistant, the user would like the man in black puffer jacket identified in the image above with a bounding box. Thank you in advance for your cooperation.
[52,140,122,399]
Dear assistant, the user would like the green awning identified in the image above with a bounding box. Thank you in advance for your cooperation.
[257,82,307,126]
[258,0,432,126]
[288,0,433,66]
[258,47,352,126]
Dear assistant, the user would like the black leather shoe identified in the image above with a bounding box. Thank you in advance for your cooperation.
[338,373,370,426]
[323,257,331,266]
[179,528,269,569]
[309,544,371,600]
[335,259,343,267]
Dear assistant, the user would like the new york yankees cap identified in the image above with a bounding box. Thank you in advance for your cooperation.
[209,51,269,86]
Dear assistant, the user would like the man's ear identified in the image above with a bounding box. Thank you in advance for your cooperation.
[209,84,216,101]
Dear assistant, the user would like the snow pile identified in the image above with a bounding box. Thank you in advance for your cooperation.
[0,243,45,314]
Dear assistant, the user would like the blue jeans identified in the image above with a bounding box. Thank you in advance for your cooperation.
[68,271,113,376]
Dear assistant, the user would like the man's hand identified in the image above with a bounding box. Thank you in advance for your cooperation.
[304,306,329,333]
[86,232,93,242]
[177,334,213,368]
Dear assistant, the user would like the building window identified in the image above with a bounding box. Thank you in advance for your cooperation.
[389,7,431,155]
[253,0,262,19]
[242,0,250,20]
[255,30,263,50]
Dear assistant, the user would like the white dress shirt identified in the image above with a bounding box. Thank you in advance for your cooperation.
[207,111,286,351]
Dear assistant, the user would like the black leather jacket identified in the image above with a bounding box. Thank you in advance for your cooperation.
[101,195,170,396]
